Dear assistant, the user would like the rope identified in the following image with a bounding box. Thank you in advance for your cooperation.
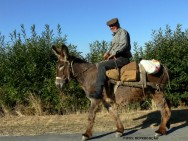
[114,60,120,80]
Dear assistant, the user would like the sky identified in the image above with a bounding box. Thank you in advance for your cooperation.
[0,0,187,56]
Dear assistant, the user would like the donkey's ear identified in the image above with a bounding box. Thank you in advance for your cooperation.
[52,45,61,58]
[61,44,69,61]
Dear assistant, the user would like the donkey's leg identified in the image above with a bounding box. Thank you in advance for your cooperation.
[152,90,171,136]
[102,100,124,137]
[82,99,101,140]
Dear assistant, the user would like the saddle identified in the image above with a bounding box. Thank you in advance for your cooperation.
[106,61,138,82]
[106,60,163,89]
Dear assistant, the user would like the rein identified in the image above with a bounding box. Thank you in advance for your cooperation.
[69,59,91,79]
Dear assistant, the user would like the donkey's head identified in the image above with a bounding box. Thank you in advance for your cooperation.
[52,44,71,89]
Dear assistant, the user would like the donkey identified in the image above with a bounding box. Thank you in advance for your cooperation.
[52,44,171,141]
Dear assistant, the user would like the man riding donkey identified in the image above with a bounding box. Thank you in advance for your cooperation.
[90,18,132,99]
[52,18,171,141]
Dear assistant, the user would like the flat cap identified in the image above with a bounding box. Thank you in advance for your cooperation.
[106,18,119,26]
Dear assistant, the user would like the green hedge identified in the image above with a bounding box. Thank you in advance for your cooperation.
[0,24,88,115]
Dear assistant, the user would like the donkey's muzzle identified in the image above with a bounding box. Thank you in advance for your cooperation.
[55,77,65,89]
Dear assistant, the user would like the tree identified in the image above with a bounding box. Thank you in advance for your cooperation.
[85,40,109,63]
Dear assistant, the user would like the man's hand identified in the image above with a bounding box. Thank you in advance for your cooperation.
[107,54,115,60]
[103,52,110,60]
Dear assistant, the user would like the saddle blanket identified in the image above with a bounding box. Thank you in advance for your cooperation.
[106,61,137,81]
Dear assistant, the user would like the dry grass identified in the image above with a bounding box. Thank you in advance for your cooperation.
[0,108,187,136]
[28,93,43,116]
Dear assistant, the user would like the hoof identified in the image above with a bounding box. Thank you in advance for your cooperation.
[155,129,167,137]
[115,131,123,138]
[82,135,89,141]
[155,132,162,137]
[82,133,92,141]
[155,128,166,136]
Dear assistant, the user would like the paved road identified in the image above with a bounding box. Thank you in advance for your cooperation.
[0,126,187,141]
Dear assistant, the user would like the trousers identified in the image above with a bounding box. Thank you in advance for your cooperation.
[95,57,130,94]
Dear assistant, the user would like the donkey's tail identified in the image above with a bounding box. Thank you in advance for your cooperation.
[163,64,171,90]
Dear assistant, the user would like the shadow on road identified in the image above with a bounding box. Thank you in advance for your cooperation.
[122,129,138,137]
[87,131,115,140]
[131,108,188,134]
[87,129,138,140]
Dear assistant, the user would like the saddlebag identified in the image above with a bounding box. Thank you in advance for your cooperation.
[106,61,138,82]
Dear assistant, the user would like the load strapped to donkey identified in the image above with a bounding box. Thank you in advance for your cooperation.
[106,59,168,92]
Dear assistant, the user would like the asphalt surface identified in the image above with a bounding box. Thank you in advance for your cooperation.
[0,126,187,141]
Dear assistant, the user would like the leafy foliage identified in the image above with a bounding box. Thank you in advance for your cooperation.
[85,40,109,63]
[0,24,85,115]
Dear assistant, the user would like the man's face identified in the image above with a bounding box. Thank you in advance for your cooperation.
[109,24,118,33]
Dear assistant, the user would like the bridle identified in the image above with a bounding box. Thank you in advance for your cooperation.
[60,58,91,82]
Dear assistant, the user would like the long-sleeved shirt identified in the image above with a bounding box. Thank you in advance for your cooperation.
[109,27,131,58]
